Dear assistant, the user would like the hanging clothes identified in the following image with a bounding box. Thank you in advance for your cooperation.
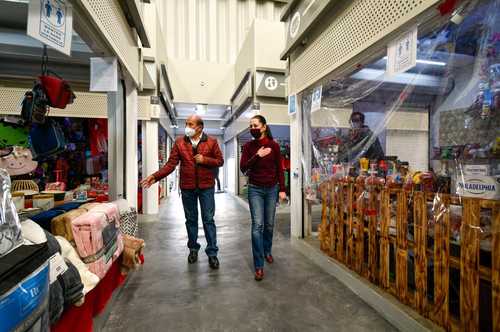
[88,119,108,156]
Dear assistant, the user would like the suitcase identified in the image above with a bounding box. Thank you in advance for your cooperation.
[0,243,51,332]
[51,208,87,245]
[71,211,123,279]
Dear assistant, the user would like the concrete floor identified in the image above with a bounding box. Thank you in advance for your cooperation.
[103,193,396,332]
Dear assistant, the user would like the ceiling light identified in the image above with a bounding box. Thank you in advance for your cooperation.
[383,56,446,66]
[195,104,207,115]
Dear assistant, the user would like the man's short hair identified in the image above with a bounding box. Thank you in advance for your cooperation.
[350,111,365,124]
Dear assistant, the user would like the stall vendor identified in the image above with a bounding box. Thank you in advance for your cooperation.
[340,111,385,163]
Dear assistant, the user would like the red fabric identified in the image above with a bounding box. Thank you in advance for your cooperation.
[240,137,285,192]
[88,119,108,157]
[51,257,126,332]
[39,75,74,109]
[438,0,458,15]
[153,134,224,190]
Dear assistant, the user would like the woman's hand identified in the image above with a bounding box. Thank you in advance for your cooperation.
[140,175,156,189]
[279,192,287,202]
[256,147,272,158]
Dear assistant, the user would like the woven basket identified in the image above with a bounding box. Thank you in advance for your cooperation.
[12,180,39,195]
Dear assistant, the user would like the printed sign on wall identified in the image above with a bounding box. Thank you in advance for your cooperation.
[311,85,322,113]
[27,0,73,56]
[386,26,418,77]
[288,95,297,116]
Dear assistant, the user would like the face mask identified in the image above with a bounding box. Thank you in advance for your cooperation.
[250,129,262,139]
[351,121,362,129]
[185,127,196,137]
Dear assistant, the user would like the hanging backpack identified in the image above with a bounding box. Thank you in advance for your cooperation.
[21,81,50,124]
[29,120,67,161]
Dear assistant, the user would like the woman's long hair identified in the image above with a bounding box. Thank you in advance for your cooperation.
[251,115,273,139]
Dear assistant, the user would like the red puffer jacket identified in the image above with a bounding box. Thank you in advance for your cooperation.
[152,134,224,190]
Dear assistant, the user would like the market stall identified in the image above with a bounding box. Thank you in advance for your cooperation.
[293,0,500,330]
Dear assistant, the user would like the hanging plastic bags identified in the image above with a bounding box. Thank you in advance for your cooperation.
[0,168,23,257]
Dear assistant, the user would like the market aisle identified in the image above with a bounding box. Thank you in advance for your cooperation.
[103,193,396,332]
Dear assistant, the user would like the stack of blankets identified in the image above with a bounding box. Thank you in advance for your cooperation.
[20,199,145,326]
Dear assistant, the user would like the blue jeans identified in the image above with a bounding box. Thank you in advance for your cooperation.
[248,184,279,269]
[181,188,218,257]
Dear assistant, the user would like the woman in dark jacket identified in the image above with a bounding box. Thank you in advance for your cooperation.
[240,115,287,281]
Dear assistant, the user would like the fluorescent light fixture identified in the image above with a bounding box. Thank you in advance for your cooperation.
[382,56,446,66]
[195,104,207,115]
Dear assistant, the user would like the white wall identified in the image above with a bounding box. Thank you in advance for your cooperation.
[167,59,235,105]
[159,0,285,64]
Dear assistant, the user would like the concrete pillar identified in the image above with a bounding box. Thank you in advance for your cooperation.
[290,94,304,239]
[142,120,159,214]
[107,79,125,201]
[125,77,138,208]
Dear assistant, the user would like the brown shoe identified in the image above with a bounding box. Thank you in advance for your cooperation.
[254,268,264,281]
[265,255,274,264]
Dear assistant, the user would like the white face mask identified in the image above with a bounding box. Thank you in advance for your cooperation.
[185,127,197,137]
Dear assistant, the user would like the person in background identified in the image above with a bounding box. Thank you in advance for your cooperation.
[240,115,287,281]
[343,111,385,162]
[141,115,224,270]
[213,166,222,193]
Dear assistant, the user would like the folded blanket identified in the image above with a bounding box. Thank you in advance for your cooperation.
[51,208,87,246]
[30,210,66,231]
[55,236,99,295]
[55,202,83,212]
[49,280,64,325]
[21,220,85,312]
[121,235,145,274]
[59,261,84,307]
[79,203,100,212]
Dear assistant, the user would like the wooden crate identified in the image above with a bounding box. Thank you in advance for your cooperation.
[318,179,500,331]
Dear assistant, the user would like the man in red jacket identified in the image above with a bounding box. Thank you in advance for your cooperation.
[141,115,224,269]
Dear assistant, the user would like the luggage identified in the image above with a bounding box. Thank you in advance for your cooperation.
[72,210,123,279]
[51,209,87,246]
[0,243,51,332]
[0,169,23,257]
[54,202,83,213]
[29,121,67,161]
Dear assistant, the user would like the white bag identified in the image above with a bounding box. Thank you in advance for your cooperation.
[0,168,23,256]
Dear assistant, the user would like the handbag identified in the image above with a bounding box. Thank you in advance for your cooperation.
[0,120,30,148]
[29,120,67,161]
[39,71,76,109]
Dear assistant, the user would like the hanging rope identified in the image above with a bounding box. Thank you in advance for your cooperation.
[41,45,48,75]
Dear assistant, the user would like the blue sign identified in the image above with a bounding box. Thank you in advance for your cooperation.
[288,95,297,116]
